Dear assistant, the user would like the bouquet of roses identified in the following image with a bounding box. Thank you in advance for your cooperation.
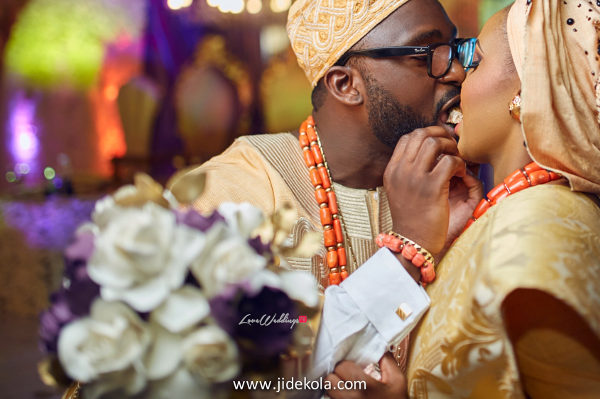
[38,172,322,399]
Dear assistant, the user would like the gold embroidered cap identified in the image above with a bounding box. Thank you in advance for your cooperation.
[287,0,412,87]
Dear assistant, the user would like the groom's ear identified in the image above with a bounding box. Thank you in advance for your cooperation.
[322,66,366,107]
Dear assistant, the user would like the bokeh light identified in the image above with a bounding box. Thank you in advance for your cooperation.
[16,164,31,175]
[168,0,193,10]
[247,0,262,14]
[6,172,17,183]
[4,0,146,89]
[270,0,291,13]
[44,167,56,180]
[53,178,63,189]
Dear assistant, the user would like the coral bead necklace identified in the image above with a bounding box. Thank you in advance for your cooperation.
[297,116,357,286]
[462,161,563,233]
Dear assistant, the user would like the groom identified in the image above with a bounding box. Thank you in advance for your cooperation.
[181,0,481,396]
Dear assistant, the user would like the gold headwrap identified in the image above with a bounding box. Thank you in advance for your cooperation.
[507,0,600,195]
[287,0,411,87]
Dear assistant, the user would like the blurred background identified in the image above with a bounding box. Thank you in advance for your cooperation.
[0,0,511,397]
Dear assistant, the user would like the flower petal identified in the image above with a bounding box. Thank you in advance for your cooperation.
[151,286,210,333]
[144,324,182,380]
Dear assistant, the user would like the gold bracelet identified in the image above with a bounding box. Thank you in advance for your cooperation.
[388,231,436,270]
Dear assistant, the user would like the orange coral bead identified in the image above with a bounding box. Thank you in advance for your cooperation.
[401,244,417,260]
[340,270,349,280]
[300,121,308,133]
[462,218,475,233]
[324,229,336,247]
[529,170,550,186]
[318,167,331,189]
[487,184,506,201]
[420,263,435,284]
[387,237,403,252]
[549,171,560,180]
[376,233,386,248]
[504,169,525,186]
[333,219,343,243]
[412,253,425,267]
[524,162,543,174]
[303,149,315,167]
[492,190,510,205]
[299,134,310,148]
[327,250,338,268]
[337,247,347,266]
[307,115,315,125]
[312,145,324,164]
[506,177,529,194]
[327,192,338,214]
[329,272,342,286]
[309,168,322,187]
[472,199,491,219]
[315,188,328,204]
[307,127,318,143]
[320,207,333,225]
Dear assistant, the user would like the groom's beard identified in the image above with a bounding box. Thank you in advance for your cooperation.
[363,72,459,150]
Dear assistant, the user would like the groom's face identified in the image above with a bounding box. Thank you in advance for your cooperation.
[355,0,465,149]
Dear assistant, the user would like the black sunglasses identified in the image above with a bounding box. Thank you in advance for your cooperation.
[335,38,479,79]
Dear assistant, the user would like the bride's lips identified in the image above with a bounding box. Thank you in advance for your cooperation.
[437,95,461,141]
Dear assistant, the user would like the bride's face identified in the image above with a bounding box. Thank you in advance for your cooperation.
[455,8,521,164]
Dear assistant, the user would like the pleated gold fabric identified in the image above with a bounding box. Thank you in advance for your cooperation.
[507,0,600,195]
[406,185,600,398]
[187,133,393,292]
[286,0,411,87]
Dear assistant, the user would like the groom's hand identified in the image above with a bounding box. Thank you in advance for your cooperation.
[439,169,484,259]
[325,354,408,399]
[384,127,466,257]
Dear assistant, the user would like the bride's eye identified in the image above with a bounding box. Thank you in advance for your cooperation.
[471,50,482,68]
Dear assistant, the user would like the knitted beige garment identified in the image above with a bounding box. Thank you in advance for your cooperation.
[186,133,394,293]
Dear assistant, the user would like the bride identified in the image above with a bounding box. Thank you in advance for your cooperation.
[325,0,600,397]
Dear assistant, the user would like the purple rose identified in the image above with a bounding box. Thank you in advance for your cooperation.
[210,283,297,358]
[39,229,100,353]
[248,236,271,257]
[63,230,100,316]
[177,209,225,232]
[39,292,78,353]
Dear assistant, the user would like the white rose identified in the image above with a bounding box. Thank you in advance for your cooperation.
[182,325,241,383]
[88,202,205,312]
[217,202,264,238]
[58,300,152,394]
[150,285,210,333]
[191,222,266,298]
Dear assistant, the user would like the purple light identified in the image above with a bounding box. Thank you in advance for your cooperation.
[9,92,39,164]
[53,178,63,189]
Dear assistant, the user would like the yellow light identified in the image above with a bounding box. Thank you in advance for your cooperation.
[247,0,261,14]
[44,167,56,180]
[207,0,219,7]
[6,172,16,183]
[270,0,291,12]
[168,0,193,10]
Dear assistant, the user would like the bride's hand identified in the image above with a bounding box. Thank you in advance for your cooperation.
[383,127,467,256]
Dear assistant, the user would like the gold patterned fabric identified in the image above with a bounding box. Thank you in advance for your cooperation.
[507,0,600,195]
[286,0,411,87]
[406,185,600,398]
[187,133,393,292]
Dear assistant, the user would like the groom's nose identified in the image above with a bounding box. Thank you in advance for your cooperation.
[439,57,466,86]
